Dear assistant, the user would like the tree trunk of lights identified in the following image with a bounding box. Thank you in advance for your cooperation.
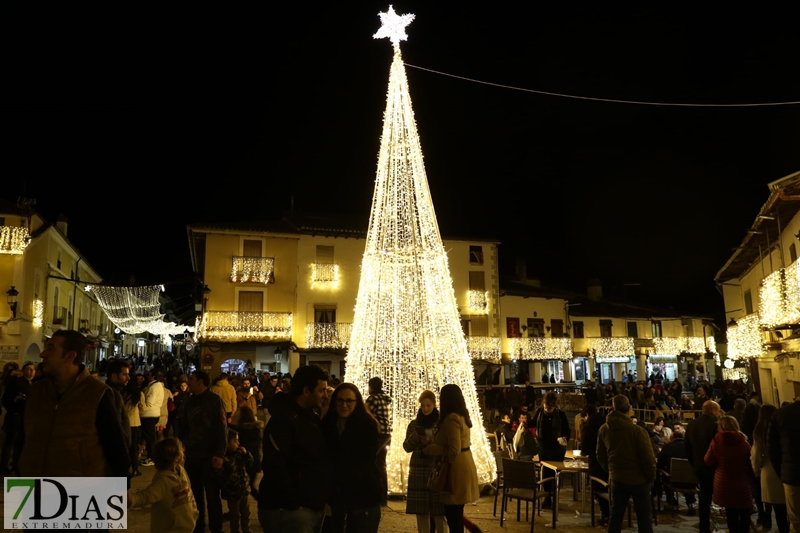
[344,45,495,493]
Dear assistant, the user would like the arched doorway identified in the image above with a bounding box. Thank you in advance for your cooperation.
[221,358,247,376]
[25,343,41,363]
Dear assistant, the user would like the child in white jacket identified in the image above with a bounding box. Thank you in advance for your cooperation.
[129,437,199,533]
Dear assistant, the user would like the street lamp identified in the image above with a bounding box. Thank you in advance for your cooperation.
[6,286,19,319]
[202,285,211,312]
[274,347,283,372]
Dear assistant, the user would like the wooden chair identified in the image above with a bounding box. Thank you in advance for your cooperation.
[659,458,700,515]
[500,458,553,533]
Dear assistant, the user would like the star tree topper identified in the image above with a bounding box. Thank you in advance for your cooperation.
[373,5,415,50]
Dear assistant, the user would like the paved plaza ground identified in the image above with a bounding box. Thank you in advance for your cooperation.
[1,462,719,532]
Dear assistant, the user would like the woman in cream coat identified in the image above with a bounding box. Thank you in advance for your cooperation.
[424,384,479,533]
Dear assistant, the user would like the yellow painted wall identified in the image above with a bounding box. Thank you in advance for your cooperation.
[499,294,568,354]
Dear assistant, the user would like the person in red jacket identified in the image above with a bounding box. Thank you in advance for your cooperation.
[704,415,755,533]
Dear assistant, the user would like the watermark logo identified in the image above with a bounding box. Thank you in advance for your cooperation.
[4,477,127,529]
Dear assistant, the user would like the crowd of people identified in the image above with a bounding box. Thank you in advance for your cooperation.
[488,371,800,533]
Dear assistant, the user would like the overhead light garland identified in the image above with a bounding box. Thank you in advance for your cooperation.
[198,311,292,342]
[305,322,352,349]
[90,285,188,336]
[722,368,743,380]
[344,7,494,495]
[727,313,765,360]
[467,336,501,362]
[0,226,30,255]
[311,263,339,289]
[467,290,488,313]
[587,337,634,363]
[509,337,573,361]
[230,256,275,284]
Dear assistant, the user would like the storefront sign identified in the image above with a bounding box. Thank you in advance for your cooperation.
[0,346,20,361]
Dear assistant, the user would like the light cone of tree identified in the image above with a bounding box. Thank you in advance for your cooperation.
[345,21,495,493]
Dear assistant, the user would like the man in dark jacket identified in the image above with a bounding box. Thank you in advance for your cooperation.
[597,394,656,533]
[579,405,609,525]
[768,400,800,530]
[741,393,761,443]
[685,400,720,533]
[176,370,227,533]
[259,364,330,532]
[0,362,35,475]
[657,430,695,514]
[532,391,571,508]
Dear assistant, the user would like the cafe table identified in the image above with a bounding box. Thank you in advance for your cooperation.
[538,451,590,529]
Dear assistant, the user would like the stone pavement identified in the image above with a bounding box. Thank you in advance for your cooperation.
[2,460,724,532]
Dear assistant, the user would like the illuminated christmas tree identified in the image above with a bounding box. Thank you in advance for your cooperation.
[345,6,494,493]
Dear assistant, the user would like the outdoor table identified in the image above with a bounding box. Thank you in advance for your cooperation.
[539,457,590,528]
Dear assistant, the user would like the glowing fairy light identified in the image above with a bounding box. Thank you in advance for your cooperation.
[509,337,573,361]
[346,10,494,494]
[32,298,44,327]
[0,226,30,254]
[727,313,764,360]
[231,256,275,284]
[467,290,488,313]
[467,336,501,362]
[306,322,352,349]
[311,263,339,289]
[198,311,292,342]
[587,337,634,363]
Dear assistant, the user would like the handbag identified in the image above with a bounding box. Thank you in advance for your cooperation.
[427,456,449,492]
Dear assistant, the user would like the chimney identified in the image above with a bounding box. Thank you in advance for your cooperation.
[588,278,603,301]
[56,213,68,237]
[515,258,527,282]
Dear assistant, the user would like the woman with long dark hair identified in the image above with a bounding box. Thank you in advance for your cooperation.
[122,375,146,476]
[321,383,382,533]
[752,404,788,533]
[423,384,479,533]
[403,390,445,533]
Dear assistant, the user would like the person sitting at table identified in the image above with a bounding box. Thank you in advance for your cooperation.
[512,412,539,461]
[580,404,609,527]
[531,391,571,509]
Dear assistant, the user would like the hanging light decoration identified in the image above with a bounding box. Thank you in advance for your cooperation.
[90,285,189,336]
[467,336,501,362]
[32,298,44,327]
[587,337,634,363]
[0,226,30,255]
[467,290,488,313]
[311,263,339,289]
[305,322,352,349]
[230,256,275,284]
[344,7,495,494]
[727,314,764,360]
[509,337,573,360]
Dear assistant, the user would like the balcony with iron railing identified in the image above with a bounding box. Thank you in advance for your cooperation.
[305,322,352,349]
[0,226,30,255]
[467,336,501,362]
[52,306,72,327]
[198,311,292,342]
[230,256,275,284]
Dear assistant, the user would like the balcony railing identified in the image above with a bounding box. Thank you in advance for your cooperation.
[310,263,339,288]
[0,226,30,255]
[198,311,292,342]
[230,256,275,284]
[467,290,488,313]
[587,337,634,363]
[509,337,573,361]
[467,336,501,361]
[305,322,352,349]
[52,306,71,327]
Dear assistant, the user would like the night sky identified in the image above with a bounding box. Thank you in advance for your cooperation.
[4,2,800,320]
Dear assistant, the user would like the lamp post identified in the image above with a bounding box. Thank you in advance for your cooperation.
[6,286,19,319]
[183,328,190,370]
[274,347,283,373]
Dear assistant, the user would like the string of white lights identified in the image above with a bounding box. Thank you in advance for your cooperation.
[509,337,573,361]
[587,337,634,363]
[727,314,765,360]
[467,336,501,362]
[404,64,800,107]
[344,7,495,494]
[0,226,30,255]
[90,285,187,336]
[231,256,274,284]
[305,322,352,349]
